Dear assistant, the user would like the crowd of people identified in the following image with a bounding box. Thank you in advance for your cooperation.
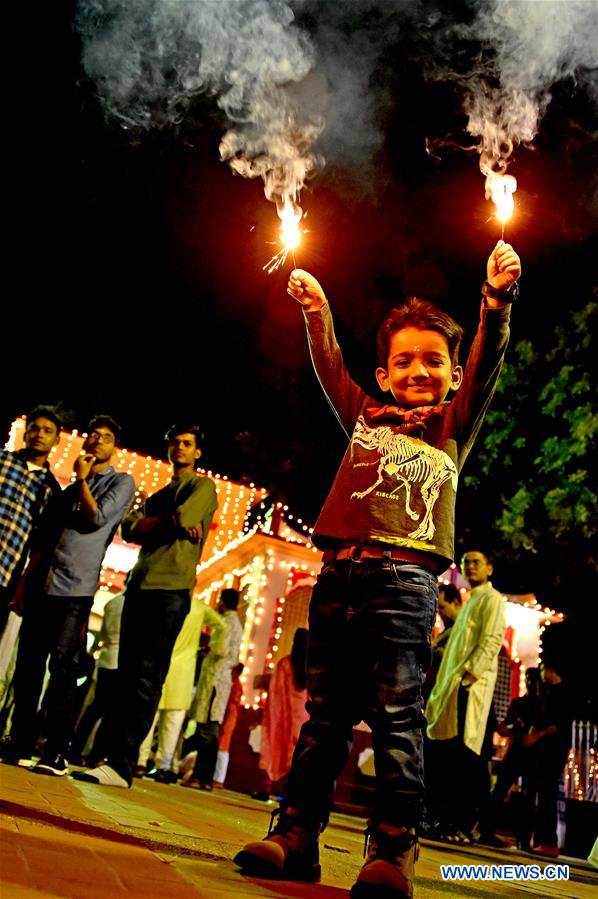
[0,412,241,792]
[0,241,583,899]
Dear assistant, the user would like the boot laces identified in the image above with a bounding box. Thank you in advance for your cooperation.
[267,807,322,843]
[363,824,418,861]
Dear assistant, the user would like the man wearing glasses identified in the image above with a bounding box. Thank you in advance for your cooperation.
[0,416,135,776]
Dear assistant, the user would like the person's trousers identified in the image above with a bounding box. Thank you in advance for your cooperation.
[519,750,567,848]
[437,686,495,835]
[214,749,230,784]
[191,721,220,783]
[105,587,190,784]
[70,667,119,761]
[478,741,528,836]
[11,592,93,758]
[138,708,186,770]
[285,558,437,828]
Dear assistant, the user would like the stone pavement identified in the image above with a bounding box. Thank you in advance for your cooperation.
[1,763,596,898]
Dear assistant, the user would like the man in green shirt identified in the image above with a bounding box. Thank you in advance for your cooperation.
[74,423,218,788]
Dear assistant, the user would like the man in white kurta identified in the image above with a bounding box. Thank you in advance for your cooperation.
[425,550,506,836]
[137,596,223,780]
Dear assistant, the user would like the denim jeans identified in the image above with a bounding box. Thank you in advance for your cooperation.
[105,586,190,784]
[11,592,93,758]
[285,558,437,828]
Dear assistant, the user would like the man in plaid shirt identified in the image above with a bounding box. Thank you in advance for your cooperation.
[0,407,62,632]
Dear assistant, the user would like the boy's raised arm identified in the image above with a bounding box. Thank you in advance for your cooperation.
[449,242,521,467]
[288,269,368,435]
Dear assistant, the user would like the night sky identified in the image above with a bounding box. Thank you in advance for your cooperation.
[4,3,596,672]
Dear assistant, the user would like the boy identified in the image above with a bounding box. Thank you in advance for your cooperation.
[235,241,521,898]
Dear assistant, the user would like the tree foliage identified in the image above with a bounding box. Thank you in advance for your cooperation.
[460,297,597,600]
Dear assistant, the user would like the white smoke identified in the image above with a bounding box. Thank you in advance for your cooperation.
[77,0,323,216]
[431,0,598,197]
[77,1,597,219]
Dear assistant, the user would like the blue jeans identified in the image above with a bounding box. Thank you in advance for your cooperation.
[105,586,190,784]
[285,558,437,828]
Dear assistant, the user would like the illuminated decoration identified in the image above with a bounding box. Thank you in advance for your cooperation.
[7,417,267,596]
[8,417,322,709]
[565,721,597,803]
[194,525,320,709]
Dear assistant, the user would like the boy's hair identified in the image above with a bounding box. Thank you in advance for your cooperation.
[376,297,464,368]
[26,405,62,432]
[88,414,123,445]
[165,422,205,451]
[220,588,240,611]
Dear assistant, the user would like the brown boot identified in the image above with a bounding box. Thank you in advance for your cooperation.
[234,806,322,882]
[350,821,419,898]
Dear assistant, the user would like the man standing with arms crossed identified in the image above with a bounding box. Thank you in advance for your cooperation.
[75,422,218,788]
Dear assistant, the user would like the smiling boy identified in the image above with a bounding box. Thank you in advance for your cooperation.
[235,241,521,898]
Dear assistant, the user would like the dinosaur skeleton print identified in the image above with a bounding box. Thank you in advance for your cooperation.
[349,416,458,542]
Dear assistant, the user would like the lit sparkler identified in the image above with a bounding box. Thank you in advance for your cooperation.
[263,202,304,275]
[487,172,517,240]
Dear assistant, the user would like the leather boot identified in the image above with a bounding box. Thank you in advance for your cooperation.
[350,821,419,898]
[234,806,322,881]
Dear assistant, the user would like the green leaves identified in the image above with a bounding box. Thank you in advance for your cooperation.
[463,298,597,562]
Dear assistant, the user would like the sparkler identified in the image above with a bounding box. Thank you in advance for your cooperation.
[263,201,304,275]
[487,172,517,241]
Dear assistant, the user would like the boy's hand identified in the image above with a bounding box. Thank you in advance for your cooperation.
[487,240,521,291]
[287,269,327,311]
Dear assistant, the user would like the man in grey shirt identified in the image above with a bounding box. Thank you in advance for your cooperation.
[1,416,135,776]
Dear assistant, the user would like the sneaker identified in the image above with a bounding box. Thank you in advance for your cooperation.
[72,763,129,788]
[350,821,419,899]
[33,755,68,777]
[234,806,322,881]
[152,768,178,785]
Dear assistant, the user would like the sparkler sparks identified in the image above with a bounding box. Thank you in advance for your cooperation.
[263,202,305,275]
[487,172,517,240]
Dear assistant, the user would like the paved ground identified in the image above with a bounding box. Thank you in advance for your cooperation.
[0,763,596,898]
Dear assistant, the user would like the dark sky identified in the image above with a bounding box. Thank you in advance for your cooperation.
[4,5,595,586]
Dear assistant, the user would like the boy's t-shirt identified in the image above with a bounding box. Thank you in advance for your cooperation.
[304,300,511,569]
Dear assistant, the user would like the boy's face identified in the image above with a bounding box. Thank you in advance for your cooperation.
[376,327,463,408]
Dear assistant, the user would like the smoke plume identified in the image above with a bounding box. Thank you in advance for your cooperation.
[77,0,324,218]
[424,0,597,200]
[77,0,597,218]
